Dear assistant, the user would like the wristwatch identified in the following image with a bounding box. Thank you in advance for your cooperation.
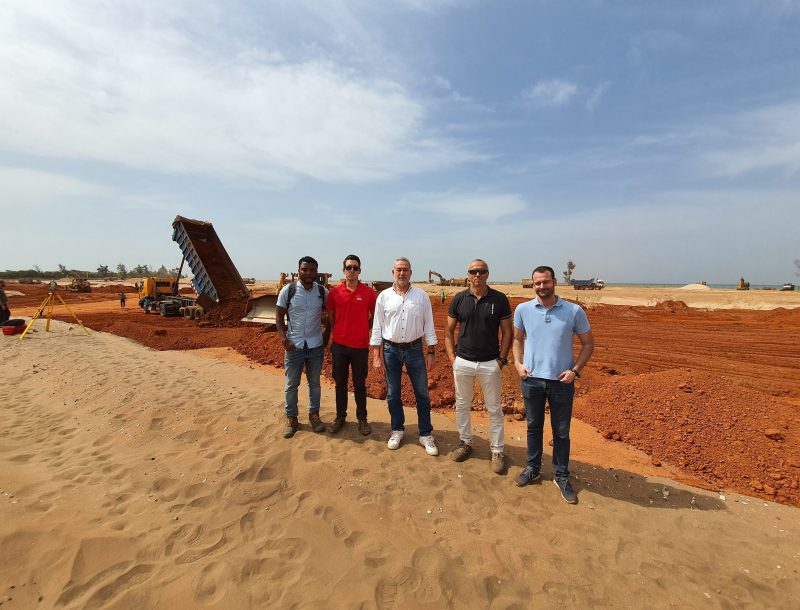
[571,368,580,378]
[498,357,509,366]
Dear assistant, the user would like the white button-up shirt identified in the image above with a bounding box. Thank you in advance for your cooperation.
[370,285,438,346]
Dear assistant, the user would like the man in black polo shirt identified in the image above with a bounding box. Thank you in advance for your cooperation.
[444,258,513,474]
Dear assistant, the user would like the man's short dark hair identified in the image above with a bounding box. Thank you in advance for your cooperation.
[532,265,555,280]
[343,254,361,268]
[298,256,318,269]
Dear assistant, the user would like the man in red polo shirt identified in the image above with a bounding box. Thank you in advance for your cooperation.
[327,254,377,435]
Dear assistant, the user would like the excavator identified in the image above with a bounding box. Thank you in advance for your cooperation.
[428,270,451,286]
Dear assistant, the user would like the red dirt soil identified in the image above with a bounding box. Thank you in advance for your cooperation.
[8,281,800,507]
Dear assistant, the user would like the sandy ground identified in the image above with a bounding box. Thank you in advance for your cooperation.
[1,322,799,609]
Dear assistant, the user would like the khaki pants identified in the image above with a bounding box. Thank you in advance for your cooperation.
[452,356,504,453]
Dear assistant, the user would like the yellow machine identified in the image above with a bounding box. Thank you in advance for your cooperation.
[137,277,179,300]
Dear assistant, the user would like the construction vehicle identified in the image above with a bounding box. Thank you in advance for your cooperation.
[521,278,534,288]
[65,277,92,292]
[781,283,795,291]
[242,277,256,284]
[572,278,604,290]
[737,277,750,291]
[137,276,204,318]
[371,280,393,292]
[278,272,333,290]
[429,270,451,286]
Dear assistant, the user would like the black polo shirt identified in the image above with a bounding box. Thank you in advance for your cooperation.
[448,287,511,361]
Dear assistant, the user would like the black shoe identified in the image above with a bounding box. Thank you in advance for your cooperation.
[328,417,346,434]
[283,416,299,439]
[553,478,578,504]
[309,412,326,433]
[357,419,372,436]
[515,467,541,487]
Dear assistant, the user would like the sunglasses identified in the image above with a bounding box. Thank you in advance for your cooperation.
[468,269,488,275]
[344,265,360,271]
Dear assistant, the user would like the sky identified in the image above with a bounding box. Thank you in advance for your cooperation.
[1,0,799,284]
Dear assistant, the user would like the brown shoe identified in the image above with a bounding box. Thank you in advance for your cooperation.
[309,412,326,433]
[283,416,299,438]
[328,417,346,434]
[491,452,506,474]
[357,419,372,436]
[449,440,472,462]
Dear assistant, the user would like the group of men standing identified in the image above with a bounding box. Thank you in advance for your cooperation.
[275,255,594,504]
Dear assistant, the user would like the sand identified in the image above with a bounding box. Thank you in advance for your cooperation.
[2,321,799,609]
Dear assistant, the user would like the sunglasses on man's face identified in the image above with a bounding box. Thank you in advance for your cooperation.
[468,269,488,275]
[344,265,360,271]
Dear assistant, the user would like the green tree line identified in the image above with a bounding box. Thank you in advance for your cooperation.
[0,263,184,280]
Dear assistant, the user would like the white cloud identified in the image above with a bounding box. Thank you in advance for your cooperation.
[0,2,478,187]
[702,100,800,177]
[399,191,527,220]
[586,81,610,112]
[522,79,578,107]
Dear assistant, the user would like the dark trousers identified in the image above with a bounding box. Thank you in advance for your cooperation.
[0,307,9,324]
[331,342,369,420]
[521,377,575,481]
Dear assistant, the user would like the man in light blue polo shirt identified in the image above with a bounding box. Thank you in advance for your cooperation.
[512,265,594,504]
[276,256,331,438]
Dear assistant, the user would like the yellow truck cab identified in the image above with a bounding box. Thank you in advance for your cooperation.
[138,277,178,301]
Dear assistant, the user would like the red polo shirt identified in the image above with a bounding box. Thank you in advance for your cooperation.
[327,282,377,348]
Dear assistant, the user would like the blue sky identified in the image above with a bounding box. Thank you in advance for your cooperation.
[1,1,799,284]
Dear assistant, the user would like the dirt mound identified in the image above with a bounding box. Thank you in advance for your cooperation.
[200,296,251,328]
[575,368,800,505]
[655,300,689,312]
[679,283,712,291]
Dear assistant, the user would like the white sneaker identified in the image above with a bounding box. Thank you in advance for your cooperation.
[387,430,404,450]
[419,435,439,456]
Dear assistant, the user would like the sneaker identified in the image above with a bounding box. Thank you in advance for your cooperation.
[328,417,346,434]
[309,412,326,433]
[357,419,372,436]
[491,452,506,474]
[449,441,472,462]
[387,430,404,450]
[283,416,299,439]
[419,435,439,456]
[515,467,541,487]
[553,478,578,504]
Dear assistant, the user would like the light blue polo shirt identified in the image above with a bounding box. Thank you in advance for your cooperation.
[513,296,591,380]
[277,281,328,349]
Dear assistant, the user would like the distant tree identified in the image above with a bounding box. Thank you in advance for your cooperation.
[563,260,576,285]
[57,264,68,275]
[33,264,42,275]
[97,264,110,276]
[116,263,128,278]
[130,264,151,277]
[156,264,170,276]
[169,267,185,278]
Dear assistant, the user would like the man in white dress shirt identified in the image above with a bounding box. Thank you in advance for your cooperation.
[370,257,439,456]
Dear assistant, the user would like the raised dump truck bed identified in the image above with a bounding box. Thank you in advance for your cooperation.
[172,216,250,303]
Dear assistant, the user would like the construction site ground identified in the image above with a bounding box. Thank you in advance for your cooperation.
[7,281,800,508]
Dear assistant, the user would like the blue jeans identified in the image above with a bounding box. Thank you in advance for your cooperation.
[284,345,324,417]
[521,377,574,480]
[382,342,433,436]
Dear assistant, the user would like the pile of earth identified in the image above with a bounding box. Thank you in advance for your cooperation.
[574,368,800,505]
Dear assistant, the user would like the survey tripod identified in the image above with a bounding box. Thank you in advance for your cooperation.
[19,281,90,340]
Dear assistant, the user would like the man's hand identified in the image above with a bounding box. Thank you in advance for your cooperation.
[557,369,578,384]
[514,362,530,379]
[282,338,297,351]
[426,352,435,371]
[372,348,383,369]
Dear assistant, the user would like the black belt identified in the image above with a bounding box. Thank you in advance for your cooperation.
[383,338,422,350]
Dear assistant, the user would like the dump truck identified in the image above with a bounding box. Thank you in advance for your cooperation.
[137,277,204,318]
[737,277,750,291]
[572,278,604,290]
